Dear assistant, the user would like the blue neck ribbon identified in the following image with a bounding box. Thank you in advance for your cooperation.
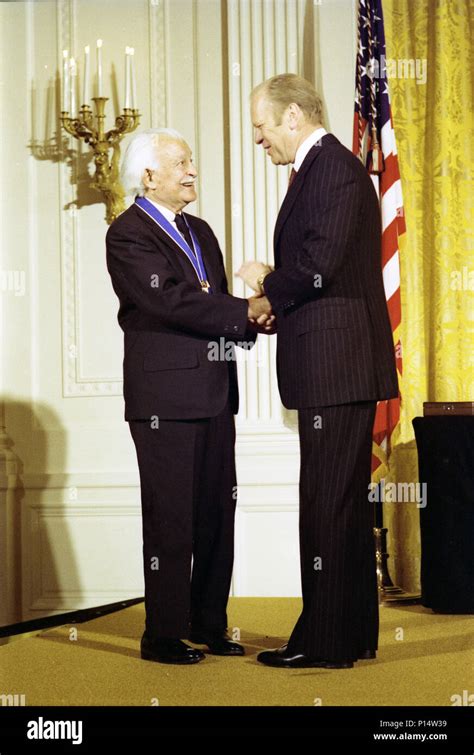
[135,196,212,293]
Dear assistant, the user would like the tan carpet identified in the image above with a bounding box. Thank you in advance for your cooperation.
[1,599,473,706]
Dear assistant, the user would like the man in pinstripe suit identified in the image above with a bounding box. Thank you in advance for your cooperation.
[238,74,398,668]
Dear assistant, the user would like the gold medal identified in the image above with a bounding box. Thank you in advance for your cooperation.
[201,280,211,293]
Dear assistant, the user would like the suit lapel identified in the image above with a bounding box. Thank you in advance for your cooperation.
[133,203,187,258]
[274,133,339,248]
[133,204,220,292]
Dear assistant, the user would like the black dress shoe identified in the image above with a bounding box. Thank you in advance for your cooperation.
[189,631,245,656]
[359,649,376,659]
[140,634,205,664]
[257,644,354,669]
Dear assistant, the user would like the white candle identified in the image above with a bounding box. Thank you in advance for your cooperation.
[124,46,131,109]
[96,39,103,96]
[70,57,77,117]
[31,80,36,142]
[83,45,90,105]
[45,79,52,141]
[130,47,137,109]
[62,49,69,111]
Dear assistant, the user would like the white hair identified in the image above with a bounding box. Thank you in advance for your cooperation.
[120,127,187,197]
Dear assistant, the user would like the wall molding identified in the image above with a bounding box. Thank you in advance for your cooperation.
[23,500,144,615]
[148,0,167,128]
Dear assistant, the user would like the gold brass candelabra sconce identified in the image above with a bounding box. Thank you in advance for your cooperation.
[61,98,140,224]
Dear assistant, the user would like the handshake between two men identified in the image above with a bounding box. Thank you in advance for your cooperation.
[237,260,276,333]
[107,69,399,669]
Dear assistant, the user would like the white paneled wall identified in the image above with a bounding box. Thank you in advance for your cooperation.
[0,0,356,624]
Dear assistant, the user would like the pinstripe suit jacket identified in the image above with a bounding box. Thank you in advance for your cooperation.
[263,133,398,409]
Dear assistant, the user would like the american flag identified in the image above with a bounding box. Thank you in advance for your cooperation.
[352,0,405,476]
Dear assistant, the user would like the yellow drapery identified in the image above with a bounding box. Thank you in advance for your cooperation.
[381,0,474,591]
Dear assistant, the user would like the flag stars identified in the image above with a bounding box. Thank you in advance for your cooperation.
[361,57,377,80]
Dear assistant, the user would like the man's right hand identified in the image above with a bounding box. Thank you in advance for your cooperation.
[248,295,275,331]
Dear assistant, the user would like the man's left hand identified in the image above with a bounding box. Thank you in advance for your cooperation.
[236,261,272,292]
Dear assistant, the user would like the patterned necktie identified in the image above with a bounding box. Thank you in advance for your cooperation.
[175,213,194,250]
[288,167,297,188]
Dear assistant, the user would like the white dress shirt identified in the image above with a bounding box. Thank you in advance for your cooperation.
[293,126,328,172]
[146,197,180,232]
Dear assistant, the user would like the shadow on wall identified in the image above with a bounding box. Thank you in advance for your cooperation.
[0,398,80,627]
[28,73,103,214]
[384,438,422,594]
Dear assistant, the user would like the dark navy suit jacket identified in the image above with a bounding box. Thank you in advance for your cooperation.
[106,203,253,421]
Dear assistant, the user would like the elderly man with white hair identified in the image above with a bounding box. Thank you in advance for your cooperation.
[106,128,273,665]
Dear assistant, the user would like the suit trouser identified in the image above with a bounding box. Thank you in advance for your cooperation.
[287,401,378,661]
[129,401,237,639]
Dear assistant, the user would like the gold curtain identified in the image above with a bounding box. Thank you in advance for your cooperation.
[382,0,474,591]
